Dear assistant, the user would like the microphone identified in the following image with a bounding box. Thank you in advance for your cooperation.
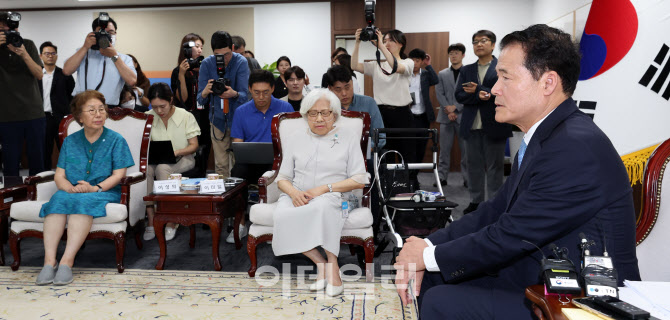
[523,240,581,294]
[579,231,618,298]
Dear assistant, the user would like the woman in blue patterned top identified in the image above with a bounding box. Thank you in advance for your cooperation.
[36,90,135,286]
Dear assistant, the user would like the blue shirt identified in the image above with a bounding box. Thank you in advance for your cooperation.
[231,96,293,142]
[197,52,250,132]
[73,49,136,105]
[347,94,386,149]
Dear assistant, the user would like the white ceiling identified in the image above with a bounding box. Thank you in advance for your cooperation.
[0,0,289,10]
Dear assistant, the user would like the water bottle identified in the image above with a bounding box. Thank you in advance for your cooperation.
[341,194,349,219]
[348,193,359,210]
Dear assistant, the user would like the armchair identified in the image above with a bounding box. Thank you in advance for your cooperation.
[246,110,375,282]
[8,108,152,273]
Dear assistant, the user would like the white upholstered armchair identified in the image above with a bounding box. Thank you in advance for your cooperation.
[8,108,152,273]
[246,110,375,282]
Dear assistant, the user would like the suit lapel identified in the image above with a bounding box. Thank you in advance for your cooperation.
[482,57,498,86]
[504,98,580,210]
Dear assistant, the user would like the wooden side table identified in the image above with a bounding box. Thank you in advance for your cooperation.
[525,285,583,320]
[143,181,248,271]
[0,183,28,266]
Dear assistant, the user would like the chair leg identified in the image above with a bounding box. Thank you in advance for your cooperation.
[9,232,21,271]
[134,221,143,250]
[364,237,375,282]
[247,235,258,277]
[189,225,196,248]
[114,232,126,273]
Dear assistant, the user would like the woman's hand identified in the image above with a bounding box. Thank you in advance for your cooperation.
[305,185,328,200]
[289,190,312,207]
[355,28,362,42]
[375,28,384,44]
[178,59,190,76]
[71,180,96,193]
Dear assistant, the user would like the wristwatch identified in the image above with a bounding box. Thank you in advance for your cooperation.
[96,184,103,192]
[327,184,333,193]
[111,55,119,63]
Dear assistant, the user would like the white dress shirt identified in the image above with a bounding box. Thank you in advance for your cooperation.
[422,109,556,272]
[42,68,54,113]
[409,69,424,115]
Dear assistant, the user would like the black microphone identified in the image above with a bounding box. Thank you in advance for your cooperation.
[523,240,581,294]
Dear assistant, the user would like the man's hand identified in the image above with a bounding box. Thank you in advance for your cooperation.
[305,185,327,200]
[479,90,491,101]
[83,32,96,50]
[394,236,428,272]
[463,82,477,94]
[423,54,432,68]
[448,112,458,121]
[7,43,26,58]
[445,105,456,113]
[202,79,214,98]
[289,190,312,207]
[396,269,424,306]
[218,85,238,99]
[99,45,118,58]
[0,32,6,46]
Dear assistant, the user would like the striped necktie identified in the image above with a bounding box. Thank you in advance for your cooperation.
[518,140,527,169]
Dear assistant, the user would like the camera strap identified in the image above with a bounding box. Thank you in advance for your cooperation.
[375,42,398,75]
[84,53,106,91]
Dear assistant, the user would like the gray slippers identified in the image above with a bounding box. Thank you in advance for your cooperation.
[53,265,73,285]
[36,264,57,285]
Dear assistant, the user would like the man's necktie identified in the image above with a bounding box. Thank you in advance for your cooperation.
[518,140,527,169]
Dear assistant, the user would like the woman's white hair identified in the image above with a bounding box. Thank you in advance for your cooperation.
[299,88,342,119]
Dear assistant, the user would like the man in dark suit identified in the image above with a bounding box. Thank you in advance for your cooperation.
[38,41,75,170]
[394,24,640,319]
[408,48,438,182]
[456,30,512,214]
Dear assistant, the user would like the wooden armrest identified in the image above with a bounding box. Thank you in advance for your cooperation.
[24,172,55,185]
[258,170,278,203]
[120,172,146,185]
[362,185,370,208]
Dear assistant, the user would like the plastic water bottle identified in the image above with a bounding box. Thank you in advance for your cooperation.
[341,194,349,219]
[348,193,359,210]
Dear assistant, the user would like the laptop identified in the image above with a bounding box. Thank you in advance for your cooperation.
[232,142,274,164]
[148,140,177,165]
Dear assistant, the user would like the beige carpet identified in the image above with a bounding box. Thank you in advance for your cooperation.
[0,267,417,319]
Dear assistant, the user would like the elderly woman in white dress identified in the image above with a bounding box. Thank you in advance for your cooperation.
[272,88,369,297]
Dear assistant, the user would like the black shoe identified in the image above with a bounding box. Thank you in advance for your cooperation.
[463,202,479,215]
[433,179,447,187]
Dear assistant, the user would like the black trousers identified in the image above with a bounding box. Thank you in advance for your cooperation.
[0,117,46,176]
[378,105,416,166]
[191,108,212,176]
[411,112,430,163]
[44,112,62,170]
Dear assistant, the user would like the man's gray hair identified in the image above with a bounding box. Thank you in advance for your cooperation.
[299,88,342,118]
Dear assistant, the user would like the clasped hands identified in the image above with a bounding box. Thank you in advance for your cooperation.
[394,236,429,306]
[67,180,98,193]
[288,185,329,207]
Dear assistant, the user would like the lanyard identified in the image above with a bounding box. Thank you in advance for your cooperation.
[84,53,107,91]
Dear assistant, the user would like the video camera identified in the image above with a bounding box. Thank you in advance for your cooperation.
[211,54,231,96]
[182,41,204,70]
[91,12,112,50]
[3,12,23,48]
[359,1,378,42]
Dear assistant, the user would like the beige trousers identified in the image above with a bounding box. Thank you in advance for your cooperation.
[210,125,234,178]
[145,154,195,205]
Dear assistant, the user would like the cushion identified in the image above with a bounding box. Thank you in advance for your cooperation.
[10,201,127,224]
[249,202,372,229]
[35,178,59,201]
[11,220,127,235]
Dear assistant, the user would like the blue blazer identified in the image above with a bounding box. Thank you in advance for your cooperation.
[426,98,640,313]
[419,65,439,122]
[455,57,512,140]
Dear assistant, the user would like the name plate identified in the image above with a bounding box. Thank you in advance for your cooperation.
[199,179,225,194]
[153,179,181,193]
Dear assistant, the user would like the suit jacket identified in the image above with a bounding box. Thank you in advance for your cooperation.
[435,66,464,124]
[455,57,512,140]
[418,65,439,122]
[38,66,75,118]
[426,98,640,313]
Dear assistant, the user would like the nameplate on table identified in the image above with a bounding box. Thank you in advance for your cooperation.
[153,180,181,193]
[199,179,225,194]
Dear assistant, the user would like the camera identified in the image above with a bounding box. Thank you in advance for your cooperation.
[3,12,23,48]
[182,41,204,70]
[91,12,112,50]
[211,54,231,96]
[359,1,378,42]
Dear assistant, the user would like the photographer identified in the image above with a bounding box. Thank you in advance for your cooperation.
[197,31,250,178]
[351,28,416,181]
[63,14,137,107]
[0,11,46,176]
[171,33,210,176]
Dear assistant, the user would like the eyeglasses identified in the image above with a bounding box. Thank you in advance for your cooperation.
[472,39,491,45]
[84,108,107,115]
[42,52,57,57]
[307,110,333,118]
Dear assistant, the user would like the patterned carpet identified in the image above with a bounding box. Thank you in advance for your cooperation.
[0,267,417,320]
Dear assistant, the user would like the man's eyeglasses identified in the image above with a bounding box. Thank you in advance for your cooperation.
[307,110,333,118]
[42,52,57,57]
[472,39,491,45]
[84,108,107,115]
